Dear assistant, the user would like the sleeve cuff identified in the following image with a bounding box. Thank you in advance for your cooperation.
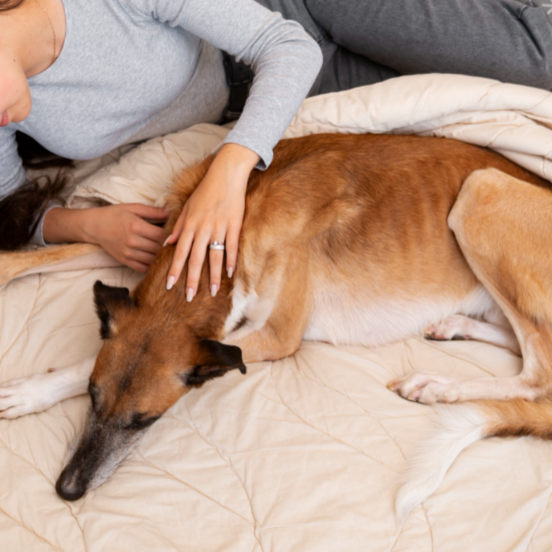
[29,201,64,247]
[222,131,273,171]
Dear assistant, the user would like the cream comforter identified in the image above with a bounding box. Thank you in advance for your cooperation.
[2,74,552,552]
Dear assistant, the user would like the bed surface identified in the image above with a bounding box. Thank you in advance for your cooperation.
[2,266,551,551]
[2,74,552,551]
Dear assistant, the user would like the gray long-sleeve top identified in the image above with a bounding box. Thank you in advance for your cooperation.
[0,0,323,243]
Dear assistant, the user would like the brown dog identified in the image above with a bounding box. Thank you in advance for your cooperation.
[0,133,549,508]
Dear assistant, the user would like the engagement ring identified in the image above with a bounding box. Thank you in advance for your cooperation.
[209,241,225,251]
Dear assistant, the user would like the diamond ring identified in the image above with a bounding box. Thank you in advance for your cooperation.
[209,241,225,251]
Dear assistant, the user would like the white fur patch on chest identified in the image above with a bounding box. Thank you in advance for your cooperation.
[303,284,496,347]
[224,280,276,340]
[224,281,250,335]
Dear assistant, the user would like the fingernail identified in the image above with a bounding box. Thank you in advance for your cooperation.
[166,276,175,291]
[211,284,218,298]
[163,234,172,247]
[186,288,194,302]
[227,267,234,278]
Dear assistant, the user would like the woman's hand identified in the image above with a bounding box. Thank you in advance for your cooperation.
[164,143,260,300]
[83,204,169,272]
[43,203,169,273]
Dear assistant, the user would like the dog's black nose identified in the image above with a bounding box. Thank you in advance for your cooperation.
[55,469,87,501]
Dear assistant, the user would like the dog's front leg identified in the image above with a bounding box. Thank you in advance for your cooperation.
[225,325,302,364]
[225,297,310,363]
[0,356,95,419]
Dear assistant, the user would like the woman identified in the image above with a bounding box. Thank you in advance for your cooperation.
[1,0,551,301]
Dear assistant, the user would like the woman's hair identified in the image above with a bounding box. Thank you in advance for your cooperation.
[0,1,73,250]
[0,134,73,250]
[0,0,25,12]
[0,0,71,250]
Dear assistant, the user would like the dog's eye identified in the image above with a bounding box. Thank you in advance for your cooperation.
[124,414,160,431]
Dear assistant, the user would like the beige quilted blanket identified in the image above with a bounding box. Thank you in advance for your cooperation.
[2,74,552,551]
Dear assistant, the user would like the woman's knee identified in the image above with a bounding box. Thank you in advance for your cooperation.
[514,2,552,89]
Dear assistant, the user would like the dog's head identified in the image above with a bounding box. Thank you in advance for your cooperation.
[55,280,245,501]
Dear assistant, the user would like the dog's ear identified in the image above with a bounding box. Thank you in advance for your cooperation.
[93,281,134,339]
[184,339,246,387]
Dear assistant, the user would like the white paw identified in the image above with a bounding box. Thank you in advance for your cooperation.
[0,372,62,419]
[387,372,460,405]
[425,314,475,341]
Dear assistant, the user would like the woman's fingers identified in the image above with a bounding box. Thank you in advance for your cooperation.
[138,221,166,244]
[126,249,157,266]
[118,247,156,273]
[209,248,225,297]
[165,211,243,299]
[209,223,240,295]
[165,209,186,245]
[126,211,167,244]
[122,217,164,272]
[126,260,150,274]
[225,223,241,279]
[127,203,169,221]
[167,224,228,299]
[168,230,230,299]
[167,227,195,291]
[208,230,227,297]
[185,228,214,301]
[128,234,163,255]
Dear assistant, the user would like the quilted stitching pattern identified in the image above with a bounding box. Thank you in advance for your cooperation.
[4,73,552,550]
[1,268,552,551]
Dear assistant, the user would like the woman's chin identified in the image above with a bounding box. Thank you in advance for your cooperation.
[9,103,32,125]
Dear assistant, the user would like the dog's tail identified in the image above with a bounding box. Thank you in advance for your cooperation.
[396,398,552,521]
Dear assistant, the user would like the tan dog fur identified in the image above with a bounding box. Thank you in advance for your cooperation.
[1,133,551,507]
[0,242,117,286]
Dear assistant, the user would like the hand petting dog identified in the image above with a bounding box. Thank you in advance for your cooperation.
[163,143,260,301]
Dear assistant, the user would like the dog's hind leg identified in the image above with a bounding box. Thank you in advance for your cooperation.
[424,313,521,355]
[394,169,552,518]
[0,356,95,419]
[391,168,552,405]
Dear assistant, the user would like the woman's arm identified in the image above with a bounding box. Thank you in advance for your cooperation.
[137,0,322,294]
[159,0,323,168]
[43,204,168,273]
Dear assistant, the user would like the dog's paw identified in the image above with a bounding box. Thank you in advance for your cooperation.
[0,372,62,419]
[387,372,460,404]
[424,314,475,341]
